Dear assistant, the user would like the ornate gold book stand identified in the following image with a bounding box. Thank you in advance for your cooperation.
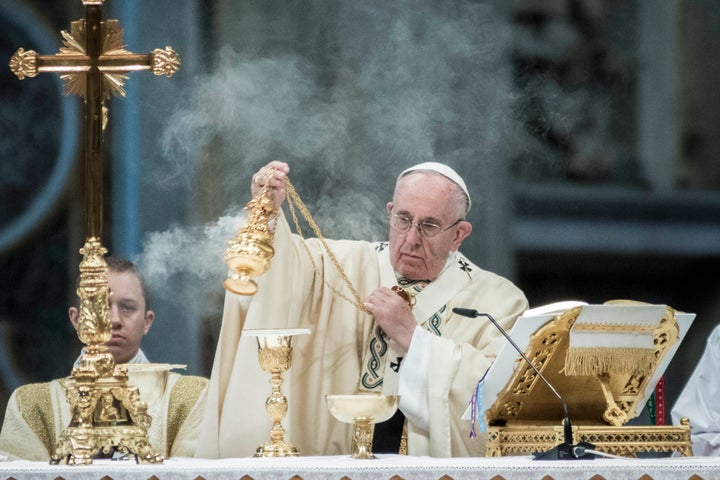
[483,301,695,458]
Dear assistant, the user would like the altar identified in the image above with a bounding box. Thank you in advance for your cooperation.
[1,455,720,480]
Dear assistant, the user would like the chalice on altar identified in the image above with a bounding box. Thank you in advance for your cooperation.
[244,328,310,457]
[325,394,400,459]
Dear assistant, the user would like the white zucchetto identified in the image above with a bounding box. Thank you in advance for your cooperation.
[399,162,471,212]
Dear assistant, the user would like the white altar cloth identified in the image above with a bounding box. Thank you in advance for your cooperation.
[1,454,720,480]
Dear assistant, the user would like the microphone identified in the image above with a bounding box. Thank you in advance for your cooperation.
[453,307,596,460]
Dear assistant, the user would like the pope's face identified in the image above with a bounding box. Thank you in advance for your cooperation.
[387,172,471,281]
[104,270,153,364]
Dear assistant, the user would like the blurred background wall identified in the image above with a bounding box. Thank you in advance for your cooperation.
[1,0,719,426]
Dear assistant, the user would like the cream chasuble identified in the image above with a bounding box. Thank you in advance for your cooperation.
[196,212,527,458]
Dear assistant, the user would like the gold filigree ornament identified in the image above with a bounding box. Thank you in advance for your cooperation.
[51,238,162,465]
[8,48,38,79]
[150,47,181,77]
[223,168,368,310]
[223,169,278,296]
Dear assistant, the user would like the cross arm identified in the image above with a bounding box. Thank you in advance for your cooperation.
[9,47,180,80]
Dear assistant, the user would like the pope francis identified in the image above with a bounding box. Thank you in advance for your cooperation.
[196,160,528,458]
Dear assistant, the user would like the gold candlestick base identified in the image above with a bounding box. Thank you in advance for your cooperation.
[244,328,310,457]
[325,394,400,459]
[51,348,162,465]
[50,238,162,465]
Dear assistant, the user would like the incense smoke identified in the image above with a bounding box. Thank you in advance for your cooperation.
[142,1,519,355]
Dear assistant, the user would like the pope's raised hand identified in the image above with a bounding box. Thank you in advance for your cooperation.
[251,161,290,210]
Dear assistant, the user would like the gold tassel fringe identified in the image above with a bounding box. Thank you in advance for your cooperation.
[564,347,655,377]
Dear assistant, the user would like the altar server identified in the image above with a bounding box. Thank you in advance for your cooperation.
[0,257,207,461]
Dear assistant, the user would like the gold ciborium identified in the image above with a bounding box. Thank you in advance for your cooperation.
[325,394,400,459]
[244,328,310,457]
[223,171,277,296]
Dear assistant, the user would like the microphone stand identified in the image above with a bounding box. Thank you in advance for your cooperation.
[453,308,596,460]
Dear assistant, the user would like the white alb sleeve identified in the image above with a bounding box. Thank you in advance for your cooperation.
[398,325,430,433]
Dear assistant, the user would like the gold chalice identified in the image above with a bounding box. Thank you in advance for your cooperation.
[325,394,400,459]
[244,328,310,457]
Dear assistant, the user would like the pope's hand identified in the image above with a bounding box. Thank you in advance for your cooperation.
[251,161,290,210]
[364,287,416,353]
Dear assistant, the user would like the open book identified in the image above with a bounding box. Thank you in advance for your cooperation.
[464,300,695,431]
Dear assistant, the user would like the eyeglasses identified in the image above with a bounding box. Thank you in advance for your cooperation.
[388,214,462,238]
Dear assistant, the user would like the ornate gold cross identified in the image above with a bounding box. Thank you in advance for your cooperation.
[9,0,179,239]
[8,0,179,465]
